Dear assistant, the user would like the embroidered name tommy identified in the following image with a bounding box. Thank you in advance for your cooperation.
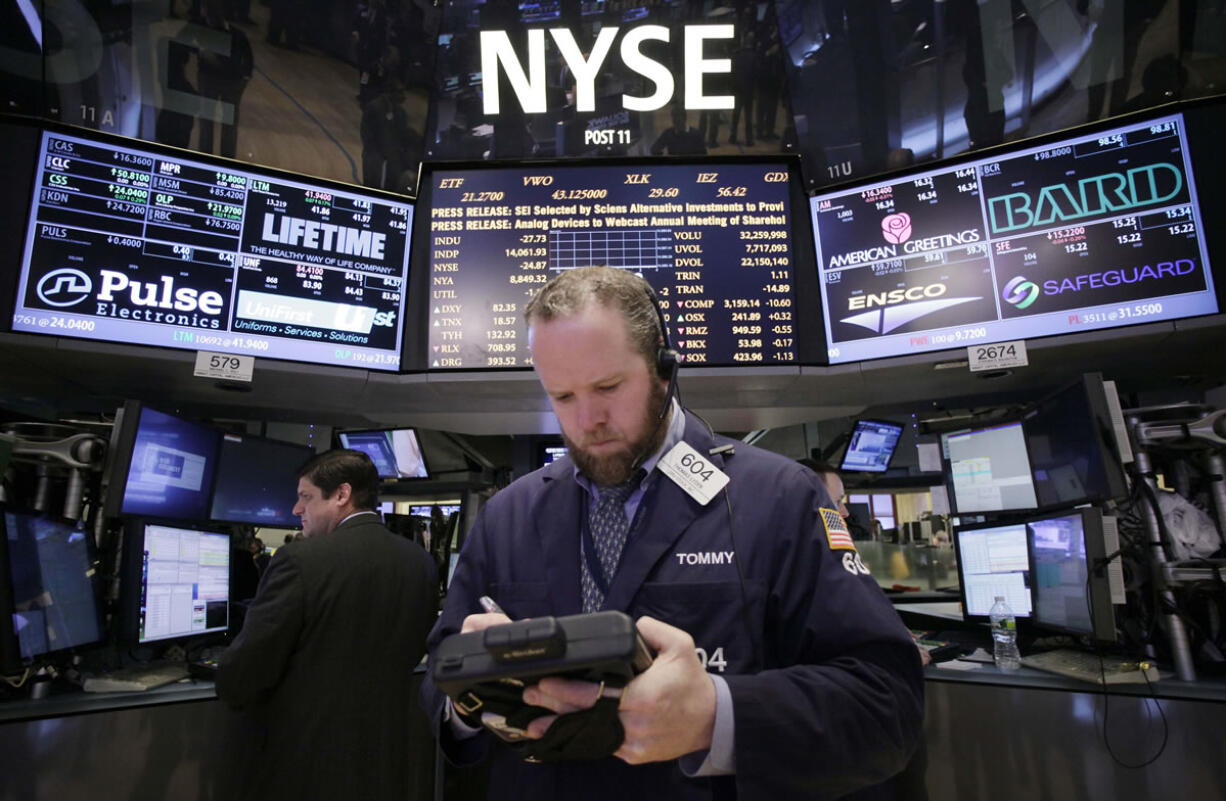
[675,551,735,565]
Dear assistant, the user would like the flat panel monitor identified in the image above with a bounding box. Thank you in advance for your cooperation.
[0,510,104,661]
[337,428,429,479]
[839,419,904,473]
[812,109,1218,363]
[941,422,1038,515]
[1027,508,1118,643]
[209,433,314,527]
[109,402,222,522]
[413,158,817,369]
[953,519,1033,622]
[409,503,462,519]
[540,444,568,468]
[11,127,412,371]
[128,521,230,644]
[1023,373,1129,510]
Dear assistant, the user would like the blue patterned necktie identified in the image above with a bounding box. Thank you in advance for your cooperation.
[581,476,641,613]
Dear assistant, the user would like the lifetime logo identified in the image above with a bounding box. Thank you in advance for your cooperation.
[36,268,93,307]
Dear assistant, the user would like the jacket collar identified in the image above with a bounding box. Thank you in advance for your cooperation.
[534,411,728,613]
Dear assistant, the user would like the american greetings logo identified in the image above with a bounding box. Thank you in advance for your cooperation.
[881,213,912,244]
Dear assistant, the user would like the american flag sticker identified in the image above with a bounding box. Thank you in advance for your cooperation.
[821,509,857,551]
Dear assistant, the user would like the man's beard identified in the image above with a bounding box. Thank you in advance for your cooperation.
[566,379,669,486]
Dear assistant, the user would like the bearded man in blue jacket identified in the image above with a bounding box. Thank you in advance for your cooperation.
[422,266,923,800]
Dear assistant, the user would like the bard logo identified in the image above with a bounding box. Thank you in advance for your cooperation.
[36,268,93,307]
[1002,276,1040,309]
[881,213,912,245]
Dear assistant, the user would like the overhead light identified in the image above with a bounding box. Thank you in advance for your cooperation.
[933,360,968,370]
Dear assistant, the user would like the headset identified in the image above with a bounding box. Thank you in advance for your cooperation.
[639,280,680,419]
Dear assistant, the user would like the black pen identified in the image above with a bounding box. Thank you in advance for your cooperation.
[478,595,507,615]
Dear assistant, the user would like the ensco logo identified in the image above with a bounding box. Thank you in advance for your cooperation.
[36,268,93,307]
[1002,276,1040,309]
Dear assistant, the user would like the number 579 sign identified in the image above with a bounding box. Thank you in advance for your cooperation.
[194,351,255,382]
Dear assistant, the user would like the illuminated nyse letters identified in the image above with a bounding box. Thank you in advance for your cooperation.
[480,25,734,115]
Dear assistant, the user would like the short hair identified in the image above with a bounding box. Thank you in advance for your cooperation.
[798,458,840,480]
[524,266,661,366]
[296,449,380,511]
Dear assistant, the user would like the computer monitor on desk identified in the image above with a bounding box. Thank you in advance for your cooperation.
[941,421,1039,515]
[104,402,222,522]
[953,520,1034,622]
[122,521,230,644]
[0,510,104,670]
[1028,508,1121,644]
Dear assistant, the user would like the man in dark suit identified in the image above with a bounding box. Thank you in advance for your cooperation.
[216,449,438,801]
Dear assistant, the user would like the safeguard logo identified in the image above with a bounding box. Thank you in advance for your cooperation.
[1002,276,1040,309]
[35,268,93,308]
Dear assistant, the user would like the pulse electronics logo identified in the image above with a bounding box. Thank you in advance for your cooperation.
[1002,276,1040,309]
[36,268,93,307]
[881,213,912,245]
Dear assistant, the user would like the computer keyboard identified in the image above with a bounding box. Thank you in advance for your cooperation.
[187,655,220,680]
[1021,648,1160,685]
[82,662,191,693]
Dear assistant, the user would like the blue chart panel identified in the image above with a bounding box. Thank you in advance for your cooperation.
[549,229,675,271]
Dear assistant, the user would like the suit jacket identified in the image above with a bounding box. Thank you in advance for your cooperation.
[217,513,438,801]
[422,414,923,801]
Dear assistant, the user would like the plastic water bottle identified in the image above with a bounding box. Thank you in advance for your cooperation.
[989,596,1021,671]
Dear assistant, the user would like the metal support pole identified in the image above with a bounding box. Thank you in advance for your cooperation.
[1204,451,1226,552]
[1129,416,1198,681]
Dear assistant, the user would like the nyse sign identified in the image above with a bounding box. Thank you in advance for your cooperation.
[481,25,735,115]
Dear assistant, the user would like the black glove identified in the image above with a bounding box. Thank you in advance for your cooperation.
[514,695,625,762]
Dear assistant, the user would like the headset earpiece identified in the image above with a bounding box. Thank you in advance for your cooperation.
[656,346,678,381]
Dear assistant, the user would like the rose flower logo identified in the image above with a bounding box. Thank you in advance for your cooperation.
[881,212,912,244]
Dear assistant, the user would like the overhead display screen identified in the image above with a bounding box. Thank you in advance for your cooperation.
[422,162,799,369]
[11,130,412,371]
[812,112,1217,363]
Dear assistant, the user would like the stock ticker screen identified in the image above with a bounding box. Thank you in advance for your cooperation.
[12,130,411,371]
[812,112,1218,363]
[421,162,800,369]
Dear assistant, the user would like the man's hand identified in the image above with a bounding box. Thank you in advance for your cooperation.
[449,611,512,725]
[521,616,716,765]
[461,612,510,633]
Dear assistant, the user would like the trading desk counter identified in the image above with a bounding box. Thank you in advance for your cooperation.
[2,658,1225,801]
[901,597,1226,800]
[0,674,435,801]
[0,677,218,724]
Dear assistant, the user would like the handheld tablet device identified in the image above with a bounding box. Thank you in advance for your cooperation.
[432,611,653,743]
